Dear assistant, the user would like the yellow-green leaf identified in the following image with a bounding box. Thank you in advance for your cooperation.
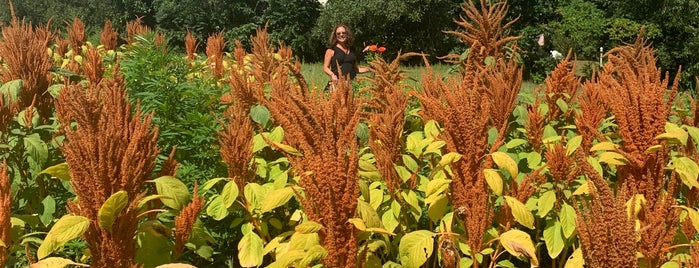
[590,141,617,152]
[221,180,239,209]
[357,200,381,228]
[348,218,367,231]
[559,203,577,238]
[399,230,435,268]
[439,152,462,166]
[39,163,71,181]
[543,220,565,258]
[271,141,303,156]
[598,151,629,166]
[30,257,88,268]
[238,232,264,267]
[260,186,296,213]
[506,138,528,149]
[98,190,129,232]
[537,190,556,217]
[499,229,539,266]
[625,194,646,220]
[679,206,699,233]
[154,264,197,268]
[154,176,191,210]
[206,195,228,220]
[295,221,323,234]
[483,169,503,196]
[492,152,518,177]
[298,245,328,267]
[564,248,584,268]
[425,179,451,202]
[644,144,663,154]
[673,157,699,189]
[427,194,449,224]
[566,135,583,156]
[37,215,90,260]
[504,196,535,229]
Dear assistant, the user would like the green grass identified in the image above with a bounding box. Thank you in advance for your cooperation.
[299,62,540,92]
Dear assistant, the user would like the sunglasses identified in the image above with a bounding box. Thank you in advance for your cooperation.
[335,31,348,36]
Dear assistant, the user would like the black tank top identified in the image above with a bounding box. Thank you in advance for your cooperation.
[329,45,357,80]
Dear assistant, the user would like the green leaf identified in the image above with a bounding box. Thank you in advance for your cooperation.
[427,195,449,224]
[295,221,323,234]
[401,190,422,220]
[250,105,271,126]
[424,120,440,138]
[261,186,296,213]
[566,135,583,156]
[37,215,90,259]
[559,203,577,238]
[402,155,419,173]
[491,152,518,177]
[527,152,542,169]
[685,126,699,146]
[40,196,56,227]
[425,179,451,202]
[590,141,617,152]
[221,180,239,209]
[439,152,462,166]
[555,98,568,113]
[30,257,88,268]
[238,232,264,267]
[299,245,328,267]
[672,157,699,188]
[399,230,435,268]
[206,195,228,220]
[499,229,539,266]
[154,176,191,210]
[358,200,381,228]
[483,169,503,196]
[504,196,535,229]
[98,191,129,232]
[543,220,565,258]
[382,210,400,233]
[0,79,22,102]
[348,218,367,231]
[537,190,556,217]
[271,141,303,156]
[506,138,528,149]
[200,177,227,193]
[656,122,688,145]
[24,133,48,167]
[39,163,71,181]
[564,248,584,268]
[679,206,699,233]
[598,151,629,166]
[424,140,446,154]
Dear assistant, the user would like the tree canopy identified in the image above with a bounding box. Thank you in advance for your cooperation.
[1,0,698,88]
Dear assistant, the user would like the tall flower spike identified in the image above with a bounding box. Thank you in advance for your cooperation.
[55,55,159,267]
[0,15,53,121]
[67,17,85,55]
[100,20,118,51]
[262,47,362,267]
[217,100,255,190]
[542,52,580,121]
[173,182,204,260]
[206,32,226,79]
[184,30,198,62]
[0,160,10,268]
[443,0,520,66]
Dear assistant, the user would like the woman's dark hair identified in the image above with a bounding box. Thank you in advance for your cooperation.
[328,24,353,47]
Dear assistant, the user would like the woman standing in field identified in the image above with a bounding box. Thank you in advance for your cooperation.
[323,24,370,90]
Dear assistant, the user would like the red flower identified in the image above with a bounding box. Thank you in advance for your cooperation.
[369,45,378,52]
[378,47,386,53]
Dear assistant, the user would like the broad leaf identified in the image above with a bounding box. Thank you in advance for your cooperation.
[399,230,435,268]
[564,248,584,268]
[221,180,239,209]
[492,152,518,177]
[39,163,71,181]
[98,191,129,232]
[499,229,538,266]
[566,135,582,156]
[30,257,88,268]
[439,152,462,166]
[295,221,323,234]
[483,169,503,196]
[673,157,699,188]
[154,176,190,210]
[205,195,228,220]
[537,190,556,217]
[238,232,264,267]
[598,151,628,166]
[543,220,565,258]
[260,186,296,213]
[559,203,577,238]
[37,215,90,259]
[504,196,535,229]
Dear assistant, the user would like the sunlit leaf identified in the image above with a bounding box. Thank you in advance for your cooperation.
[499,229,538,266]
[559,203,577,238]
[238,232,264,267]
[598,151,628,166]
[30,257,88,268]
[543,220,565,258]
[564,248,584,268]
[672,157,699,188]
[221,180,239,209]
[271,141,303,156]
[506,139,528,149]
[566,135,583,156]
[37,215,90,259]
[537,190,556,217]
[492,152,518,177]
[504,196,535,229]
[399,230,435,268]
[295,221,323,234]
[98,191,129,232]
[483,169,503,196]
[260,186,297,213]
[439,152,462,166]
[589,141,617,152]
[154,176,191,210]
[39,163,71,181]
